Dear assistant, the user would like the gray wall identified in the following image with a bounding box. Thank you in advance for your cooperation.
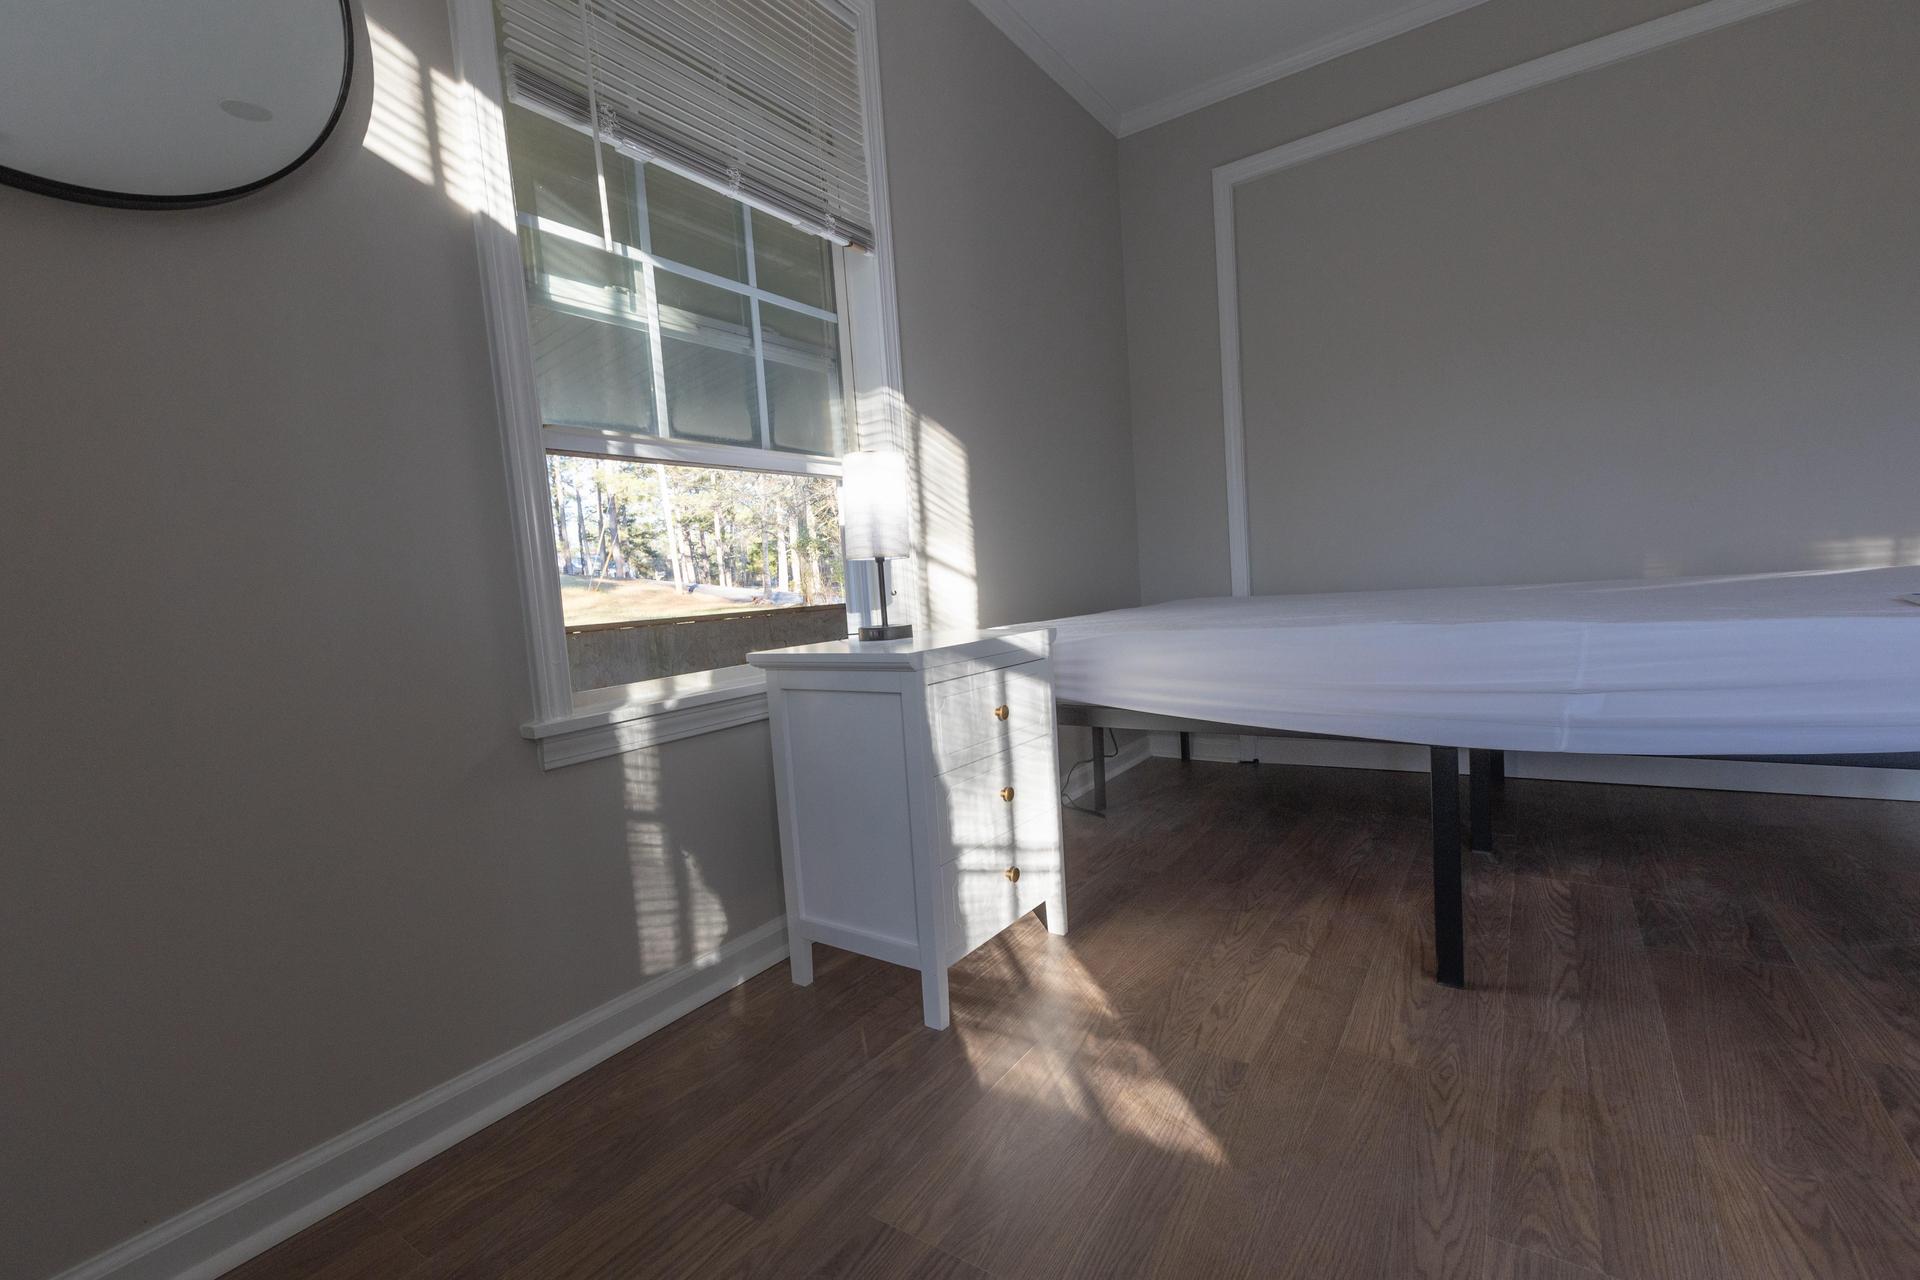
[878,0,1137,630]
[1118,0,1762,601]
[1235,0,1920,593]
[0,1,1129,1276]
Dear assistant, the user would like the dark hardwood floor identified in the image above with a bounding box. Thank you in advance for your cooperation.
[225,760,1920,1279]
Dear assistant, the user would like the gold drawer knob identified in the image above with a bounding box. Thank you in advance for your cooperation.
[1004,866,1020,883]
[993,704,1010,721]
[999,786,1015,802]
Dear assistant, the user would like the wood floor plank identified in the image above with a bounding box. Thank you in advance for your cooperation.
[1341,848,1512,1069]
[1048,1042,1251,1279]
[1339,853,1515,1278]
[865,1032,1148,1277]
[1489,875,1605,1275]
[1133,1032,1350,1278]
[796,1218,990,1279]
[1121,812,1364,1064]
[715,1000,1033,1227]
[1763,818,1920,951]
[395,1190,572,1280]
[1694,1136,1920,1280]
[501,991,928,1279]
[1482,1237,1618,1280]
[217,762,1920,1280]
[220,1204,426,1280]
[1867,1059,1920,1169]
[1649,948,1916,1181]
[1635,888,1794,965]
[1789,939,1920,1075]
[1570,881,1730,1280]
[1240,1049,1423,1280]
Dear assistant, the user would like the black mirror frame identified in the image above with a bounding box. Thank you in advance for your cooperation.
[0,0,355,211]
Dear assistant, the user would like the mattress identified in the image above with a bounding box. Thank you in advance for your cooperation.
[1040,567,1920,756]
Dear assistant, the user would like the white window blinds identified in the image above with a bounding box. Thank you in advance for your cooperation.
[497,0,873,250]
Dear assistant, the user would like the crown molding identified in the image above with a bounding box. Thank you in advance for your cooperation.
[1119,0,1494,136]
[965,0,1122,134]
[967,0,1497,140]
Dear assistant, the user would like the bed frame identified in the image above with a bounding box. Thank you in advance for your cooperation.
[1056,702,1920,988]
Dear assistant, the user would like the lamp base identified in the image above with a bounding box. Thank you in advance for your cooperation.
[858,623,915,641]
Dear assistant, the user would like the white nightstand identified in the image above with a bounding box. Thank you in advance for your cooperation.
[747,628,1066,1029]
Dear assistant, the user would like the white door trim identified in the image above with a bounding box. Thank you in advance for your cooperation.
[1210,0,1810,596]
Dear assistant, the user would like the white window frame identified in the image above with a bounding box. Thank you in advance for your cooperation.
[449,0,908,768]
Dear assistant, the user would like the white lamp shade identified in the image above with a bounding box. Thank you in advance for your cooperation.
[841,450,911,561]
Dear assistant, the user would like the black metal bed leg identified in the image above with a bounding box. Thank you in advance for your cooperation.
[1489,748,1506,804]
[1430,746,1466,989]
[1469,748,1495,857]
[1179,731,1192,762]
[1090,730,1107,813]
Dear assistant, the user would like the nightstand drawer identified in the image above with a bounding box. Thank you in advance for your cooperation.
[942,750,1054,966]
[943,854,1043,963]
[928,660,1051,774]
[936,732,1055,860]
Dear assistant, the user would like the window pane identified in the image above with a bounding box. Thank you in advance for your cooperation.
[505,104,595,237]
[505,104,656,434]
[761,303,842,455]
[645,165,748,282]
[751,210,835,311]
[656,272,759,444]
[527,304,656,433]
[548,455,848,689]
[503,103,639,256]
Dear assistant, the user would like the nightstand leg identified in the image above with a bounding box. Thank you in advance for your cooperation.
[921,965,950,1030]
[788,933,814,986]
[1044,890,1069,935]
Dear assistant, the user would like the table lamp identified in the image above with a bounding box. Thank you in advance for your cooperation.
[842,449,913,641]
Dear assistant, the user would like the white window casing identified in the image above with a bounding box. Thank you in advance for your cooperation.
[448,0,907,767]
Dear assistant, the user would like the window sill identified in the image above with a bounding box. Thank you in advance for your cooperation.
[521,665,770,769]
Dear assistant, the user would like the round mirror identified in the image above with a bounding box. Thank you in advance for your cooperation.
[0,0,354,209]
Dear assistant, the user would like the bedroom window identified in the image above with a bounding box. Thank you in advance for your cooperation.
[503,93,856,688]
[461,0,901,761]
[488,0,889,697]
[503,100,855,689]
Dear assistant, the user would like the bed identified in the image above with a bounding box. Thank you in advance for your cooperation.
[1041,567,1920,986]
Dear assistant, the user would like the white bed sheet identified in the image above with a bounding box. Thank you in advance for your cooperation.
[1041,567,1920,756]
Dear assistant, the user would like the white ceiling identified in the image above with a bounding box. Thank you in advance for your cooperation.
[968,0,1492,135]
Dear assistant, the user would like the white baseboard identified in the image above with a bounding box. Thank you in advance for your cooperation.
[51,918,791,1280]
[1063,730,1154,802]
[1150,734,1920,802]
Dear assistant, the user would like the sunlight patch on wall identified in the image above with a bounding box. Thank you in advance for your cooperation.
[1640,550,1685,578]
[1812,535,1920,570]
[912,413,979,632]
[624,749,730,976]
[365,20,435,186]
[361,20,516,230]
[429,68,480,213]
